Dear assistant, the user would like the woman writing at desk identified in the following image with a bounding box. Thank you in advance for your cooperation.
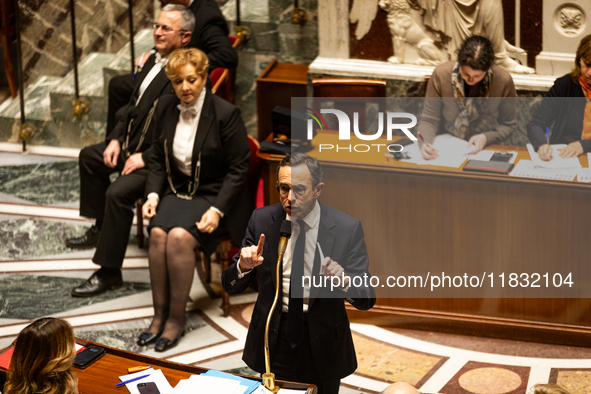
[419,35,517,160]
[140,48,250,352]
[527,34,591,161]
[3,317,78,394]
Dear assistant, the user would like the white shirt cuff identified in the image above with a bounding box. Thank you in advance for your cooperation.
[147,193,159,202]
[209,206,224,218]
[236,261,252,279]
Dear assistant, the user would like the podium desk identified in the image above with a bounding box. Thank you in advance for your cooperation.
[257,132,591,346]
[0,339,317,394]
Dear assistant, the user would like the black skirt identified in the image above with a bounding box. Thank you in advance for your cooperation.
[147,193,227,256]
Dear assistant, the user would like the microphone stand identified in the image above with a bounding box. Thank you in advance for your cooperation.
[262,224,291,393]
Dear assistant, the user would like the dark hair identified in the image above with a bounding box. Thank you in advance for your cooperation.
[277,153,323,187]
[457,35,495,71]
[4,318,77,394]
[571,34,591,84]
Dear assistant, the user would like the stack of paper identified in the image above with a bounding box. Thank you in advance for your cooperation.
[510,160,578,181]
[171,375,249,394]
[400,134,473,168]
[119,369,173,394]
[526,144,582,170]
[201,370,260,394]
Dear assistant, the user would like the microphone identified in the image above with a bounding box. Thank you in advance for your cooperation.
[277,220,292,260]
[263,219,293,390]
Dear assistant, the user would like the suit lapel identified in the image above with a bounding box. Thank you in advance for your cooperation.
[130,55,156,100]
[190,91,215,177]
[130,70,171,135]
[309,202,336,307]
[163,103,180,172]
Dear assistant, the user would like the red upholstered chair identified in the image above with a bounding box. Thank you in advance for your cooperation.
[199,134,261,316]
[210,36,241,103]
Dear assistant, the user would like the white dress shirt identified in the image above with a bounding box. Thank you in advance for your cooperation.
[173,87,206,176]
[136,52,168,104]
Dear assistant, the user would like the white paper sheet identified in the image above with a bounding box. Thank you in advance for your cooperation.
[183,375,242,394]
[576,167,591,182]
[510,160,577,181]
[118,369,173,394]
[580,154,591,182]
[400,134,471,168]
[526,144,582,169]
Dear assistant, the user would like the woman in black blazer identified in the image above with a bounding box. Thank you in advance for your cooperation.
[140,48,250,352]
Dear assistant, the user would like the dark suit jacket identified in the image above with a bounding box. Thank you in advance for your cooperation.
[107,54,175,164]
[527,73,591,153]
[189,0,238,71]
[222,203,376,381]
[145,92,251,246]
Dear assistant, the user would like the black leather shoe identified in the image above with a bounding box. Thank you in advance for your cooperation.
[154,330,185,352]
[71,270,123,297]
[65,225,100,249]
[137,331,160,346]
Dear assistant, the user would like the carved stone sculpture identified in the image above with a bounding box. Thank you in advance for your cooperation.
[379,0,447,65]
[350,0,535,73]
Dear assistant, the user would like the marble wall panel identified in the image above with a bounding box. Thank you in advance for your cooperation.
[18,0,154,86]
[0,161,79,203]
[223,0,319,137]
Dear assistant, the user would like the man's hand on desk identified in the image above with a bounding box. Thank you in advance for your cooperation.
[557,141,583,159]
[467,134,487,154]
[238,234,265,272]
[321,257,350,288]
[538,144,553,161]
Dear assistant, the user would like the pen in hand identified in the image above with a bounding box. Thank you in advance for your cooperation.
[540,126,553,161]
[418,131,439,159]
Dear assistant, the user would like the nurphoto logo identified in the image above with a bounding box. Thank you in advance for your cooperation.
[304,107,418,153]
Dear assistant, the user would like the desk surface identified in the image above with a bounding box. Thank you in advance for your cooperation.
[0,339,316,394]
[258,132,591,191]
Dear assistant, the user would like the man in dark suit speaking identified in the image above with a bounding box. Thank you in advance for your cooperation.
[66,5,195,296]
[222,153,376,394]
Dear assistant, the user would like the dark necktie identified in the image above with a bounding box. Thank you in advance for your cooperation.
[287,219,306,348]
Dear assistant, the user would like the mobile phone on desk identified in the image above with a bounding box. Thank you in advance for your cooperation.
[138,382,161,394]
[490,152,513,162]
[73,345,105,369]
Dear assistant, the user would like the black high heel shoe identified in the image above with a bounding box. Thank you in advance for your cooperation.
[137,327,164,346]
[154,329,185,352]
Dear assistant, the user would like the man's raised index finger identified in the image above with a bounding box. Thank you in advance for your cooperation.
[256,234,265,256]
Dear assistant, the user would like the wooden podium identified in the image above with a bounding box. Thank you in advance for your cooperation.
[256,59,309,142]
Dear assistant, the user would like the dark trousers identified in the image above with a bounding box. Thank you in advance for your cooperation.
[271,313,341,394]
[106,74,136,138]
[79,142,147,269]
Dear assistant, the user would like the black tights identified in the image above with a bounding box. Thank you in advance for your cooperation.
[147,227,199,340]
